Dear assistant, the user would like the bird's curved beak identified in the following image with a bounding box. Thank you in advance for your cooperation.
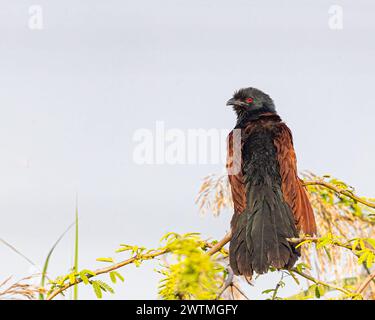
[226,98,237,106]
[226,98,243,107]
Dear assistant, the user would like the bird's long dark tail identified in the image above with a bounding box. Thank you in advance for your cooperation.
[229,184,299,278]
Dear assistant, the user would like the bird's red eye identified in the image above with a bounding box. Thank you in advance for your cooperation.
[246,98,254,103]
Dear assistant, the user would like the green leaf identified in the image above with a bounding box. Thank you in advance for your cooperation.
[159,232,180,243]
[289,271,300,285]
[97,280,114,294]
[295,262,310,273]
[81,269,96,277]
[323,247,332,261]
[295,240,311,249]
[109,272,116,283]
[79,271,90,285]
[366,252,374,269]
[314,285,321,299]
[92,281,102,299]
[262,289,275,294]
[110,271,124,283]
[359,239,366,250]
[134,259,142,267]
[116,245,133,253]
[96,257,114,263]
[366,238,375,250]
[358,251,369,265]
[352,239,359,252]
[69,273,76,285]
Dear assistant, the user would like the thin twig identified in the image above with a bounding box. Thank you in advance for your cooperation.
[303,181,375,209]
[0,238,37,267]
[232,283,250,300]
[355,270,375,296]
[290,267,354,297]
[271,273,285,300]
[287,237,374,255]
[206,232,231,256]
[216,266,234,299]
[0,275,41,300]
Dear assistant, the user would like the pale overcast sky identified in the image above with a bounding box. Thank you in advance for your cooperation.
[0,0,374,299]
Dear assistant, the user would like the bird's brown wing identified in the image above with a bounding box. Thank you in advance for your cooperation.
[226,129,246,214]
[226,128,251,276]
[273,123,317,235]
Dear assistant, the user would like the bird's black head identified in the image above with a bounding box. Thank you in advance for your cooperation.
[227,87,276,121]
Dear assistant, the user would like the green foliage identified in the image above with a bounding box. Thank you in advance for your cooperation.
[296,233,343,250]
[96,257,115,263]
[48,232,226,300]
[157,233,225,300]
[351,238,375,268]
[109,271,124,284]
[91,280,114,298]
[47,229,375,300]
[116,244,146,255]
[91,280,102,299]
[305,175,375,223]
[48,269,96,296]
[287,275,361,300]
[294,262,311,273]
[295,233,375,271]
[79,270,91,285]
[310,284,326,299]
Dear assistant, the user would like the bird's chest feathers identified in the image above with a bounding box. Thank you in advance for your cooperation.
[241,122,282,186]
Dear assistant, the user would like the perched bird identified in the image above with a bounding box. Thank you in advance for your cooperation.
[226,87,316,278]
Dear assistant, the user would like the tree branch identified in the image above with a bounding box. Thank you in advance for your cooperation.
[355,270,375,296]
[47,233,233,300]
[287,237,374,255]
[46,248,169,300]
[206,232,231,256]
[290,268,354,297]
[303,180,375,209]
